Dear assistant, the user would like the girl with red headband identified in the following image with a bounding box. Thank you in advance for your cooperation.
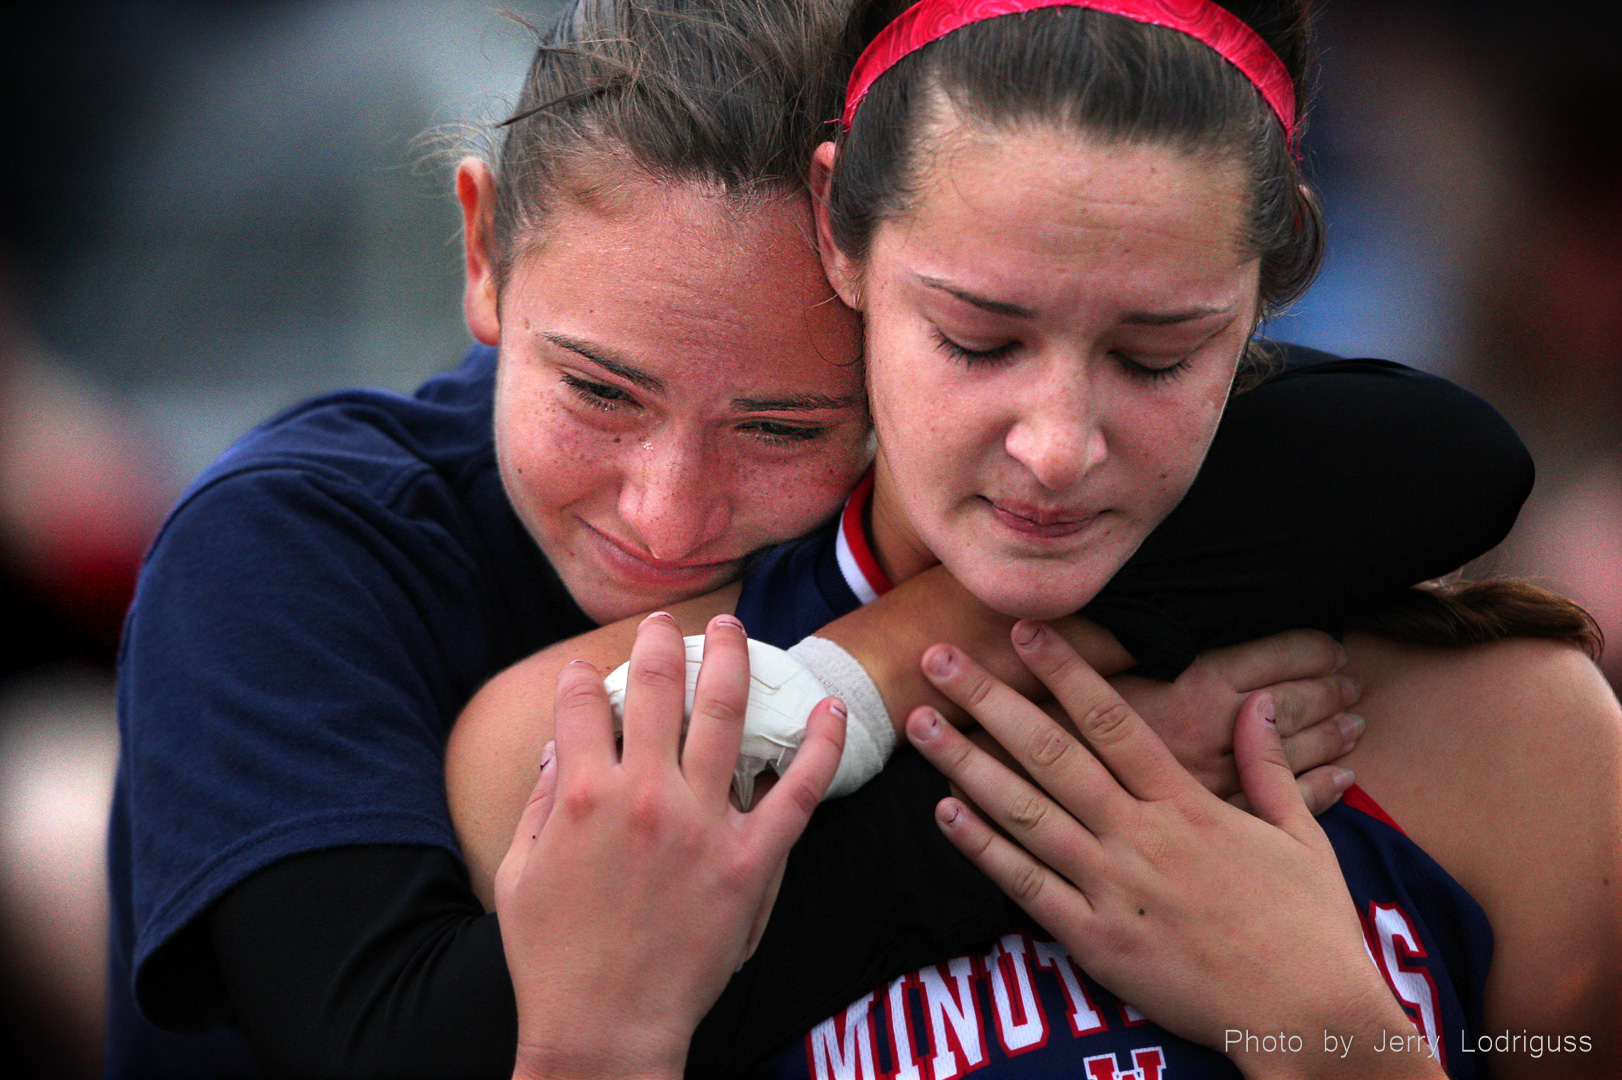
[466,1,1618,1077]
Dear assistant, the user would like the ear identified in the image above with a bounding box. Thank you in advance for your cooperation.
[456,157,502,346]
[809,141,865,311]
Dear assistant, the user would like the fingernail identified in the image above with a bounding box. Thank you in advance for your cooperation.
[923,646,957,680]
[712,614,744,632]
[1339,675,1361,705]
[642,611,675,625]
[907,706,943,741]
[1256,691,1277,727]
[937,800,962,827]
[1339,713,1366,740]
[828,697,847,719]
[1335,641,1349,668]
[1332,766,1356,791]
[1012,621,1043,647]
[539,740,556,772]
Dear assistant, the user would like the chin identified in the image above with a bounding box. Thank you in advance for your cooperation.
[954,562,1112,622]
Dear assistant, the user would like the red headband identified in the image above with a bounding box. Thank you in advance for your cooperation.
[841,0,1298,147]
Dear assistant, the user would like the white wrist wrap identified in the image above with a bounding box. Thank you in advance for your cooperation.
[785,636,894,798]
[602,635,894,806]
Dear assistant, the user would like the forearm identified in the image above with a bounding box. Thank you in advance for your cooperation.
[447,583,740,907]
[813,565,1134,732]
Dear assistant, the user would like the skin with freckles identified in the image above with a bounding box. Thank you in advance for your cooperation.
[457,158,872,624]
[815,120,1259,619]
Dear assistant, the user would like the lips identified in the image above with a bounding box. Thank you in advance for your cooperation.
[984,497,1102,540]
[584,522,742,588]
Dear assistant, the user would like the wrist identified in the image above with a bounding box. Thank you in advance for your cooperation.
[511,1036,687,1080]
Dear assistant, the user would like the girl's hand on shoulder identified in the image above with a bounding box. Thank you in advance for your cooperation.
[907,622,1444,1080]
[1110,629,1363,815]
[495,612,846,1080]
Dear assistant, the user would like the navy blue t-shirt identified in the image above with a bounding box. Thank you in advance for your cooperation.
[107,346,595,1073]
[735,494,1494,1080]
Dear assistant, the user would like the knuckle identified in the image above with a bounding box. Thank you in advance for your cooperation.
[696,691,745,729]
[1007,860,1047,903]
[626,784,673,835]
[1006,792,1051,834]
[959,670,997,711]
[559,781,602,822]
[1077,698,1136,747]
[1025,724,1075,769]
[557,673,604,711]
[780,773,824,818]
[631,653,686,691]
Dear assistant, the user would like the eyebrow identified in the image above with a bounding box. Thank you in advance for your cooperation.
[542,331,664,394]
[920,276,1035,319]
[921,276,1234,326]
[732,392,863,412]
[1122,306,1232,326]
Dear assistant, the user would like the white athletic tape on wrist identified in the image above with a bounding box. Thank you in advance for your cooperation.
[602,635,894,806]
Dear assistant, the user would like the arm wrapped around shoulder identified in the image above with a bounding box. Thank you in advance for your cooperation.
[1084,350,1536,680]
[604,635,895,804]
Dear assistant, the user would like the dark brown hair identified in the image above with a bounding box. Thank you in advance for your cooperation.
[486,0,850,279]
[1352,580,1604,661]
[826,0,1325,327]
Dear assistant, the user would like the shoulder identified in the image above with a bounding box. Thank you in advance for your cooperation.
[1343,634,1622,1072]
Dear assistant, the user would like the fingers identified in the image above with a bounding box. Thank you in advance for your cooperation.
[1279,710,1364,775]
[1201,629,1346,693]
[920,639,1133,829]
[554,658,620,772]
[681,615,752,805]
[619,612,689,771]
[494,740,558,905]
[1231,691,1315,836]
[1003,622,1192,805]
[748,697,846,856]
[1267,673,1360,738]
[1292,764,1356,817]
[907,705,1104,882]
[931,794,1095,937]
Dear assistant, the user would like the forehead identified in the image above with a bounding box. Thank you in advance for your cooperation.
[886,117,1254,309]
[506,176,862,395]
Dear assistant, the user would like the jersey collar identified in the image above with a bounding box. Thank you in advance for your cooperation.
[834,469,892,606]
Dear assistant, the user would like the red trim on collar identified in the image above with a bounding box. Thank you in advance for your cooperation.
[1340,783,1406,836]
[840,470,893,596]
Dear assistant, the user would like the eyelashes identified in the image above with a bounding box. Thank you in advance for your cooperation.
[930,330,1190,383]
[559,373,826,447]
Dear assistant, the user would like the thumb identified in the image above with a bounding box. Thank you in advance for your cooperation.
[495,740,558,907]
[1232,692,1314,835]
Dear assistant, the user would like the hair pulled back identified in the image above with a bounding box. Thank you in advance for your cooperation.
[487,0,849,278]
[827,0,1325,323]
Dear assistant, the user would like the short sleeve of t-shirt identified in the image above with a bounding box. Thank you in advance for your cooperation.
[110,350,593,1031]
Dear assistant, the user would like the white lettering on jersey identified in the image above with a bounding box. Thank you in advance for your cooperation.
[1082,1046,1167,1080]
[983,934,1049,1055]
[1369,903,1445,1066]
[1120,1004,1150,1028]
[1032,939,1107,1037]
[885,974,925,1080]
[807,991,879,1080]
[919,957,987,1080]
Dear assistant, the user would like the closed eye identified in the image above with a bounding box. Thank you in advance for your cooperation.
[932,329,1018,366]
[561,372,638,411]
[738,419,825,447]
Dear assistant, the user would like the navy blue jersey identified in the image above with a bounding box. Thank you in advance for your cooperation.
[735,482,1495,1080]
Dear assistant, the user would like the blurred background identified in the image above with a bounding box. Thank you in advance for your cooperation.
[0,0,1615,1074]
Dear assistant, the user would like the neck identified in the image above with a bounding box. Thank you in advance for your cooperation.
[867,455,941,586]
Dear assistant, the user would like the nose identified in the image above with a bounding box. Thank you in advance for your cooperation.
[1002,360,1108,491]
[618,429,731,560]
